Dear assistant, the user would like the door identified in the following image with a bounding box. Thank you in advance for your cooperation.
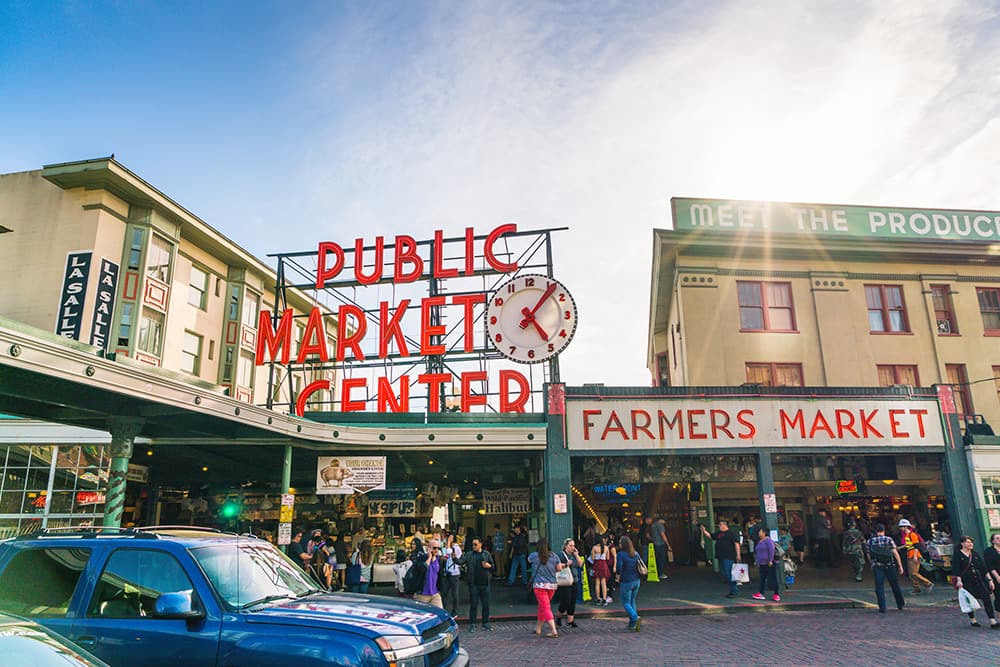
[71,548,221,667]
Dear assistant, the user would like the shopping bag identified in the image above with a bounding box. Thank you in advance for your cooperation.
[958,587,981,613]
[731,563,750,583]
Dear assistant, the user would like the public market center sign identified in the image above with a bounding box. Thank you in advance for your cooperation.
[672,197,1000,242]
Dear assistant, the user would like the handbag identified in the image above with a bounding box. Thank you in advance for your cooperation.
[556,551,575,587]
[345,551,362,586]
[636,555,648,576]
[958,587,981,613]
[731,562,750,583]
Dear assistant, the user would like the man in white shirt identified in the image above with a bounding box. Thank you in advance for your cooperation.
[442,535,463,617]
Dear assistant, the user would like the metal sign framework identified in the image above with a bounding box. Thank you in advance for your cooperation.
[265,227,567,416]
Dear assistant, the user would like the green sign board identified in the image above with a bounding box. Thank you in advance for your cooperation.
[671,197,1000,243]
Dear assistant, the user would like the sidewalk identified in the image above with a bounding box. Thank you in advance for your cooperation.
[387,561,956,622]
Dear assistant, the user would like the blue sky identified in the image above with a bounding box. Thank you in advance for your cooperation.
[3,1,1000,385]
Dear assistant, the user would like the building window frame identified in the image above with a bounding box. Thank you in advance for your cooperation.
[930,285,959,335]
[865,284,910,333]
[180,331,203,375]
[188,265,209,310]
[977,287,1000,335]
[737,281,797,332]
[242,291,260,329]
[145,235,172,284]
[876,364,920,387]
[745,362,804,387]
[946,363,973,416]
[137,308,164,356]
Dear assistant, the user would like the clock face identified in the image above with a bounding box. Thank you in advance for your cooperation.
[485,274,578,364]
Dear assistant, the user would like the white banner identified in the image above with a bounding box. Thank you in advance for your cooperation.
[316,456,386,494]
[566,398,944,450]
[483,488,530,514]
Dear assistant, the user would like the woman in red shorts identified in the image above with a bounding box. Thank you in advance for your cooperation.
[590,534,612,605]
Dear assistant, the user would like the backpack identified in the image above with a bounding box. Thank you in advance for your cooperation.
[402,557,425,594]
[869,542,895,565]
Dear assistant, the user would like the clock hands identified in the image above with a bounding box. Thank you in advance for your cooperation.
[519,282,556,331]
[520,307,550,340]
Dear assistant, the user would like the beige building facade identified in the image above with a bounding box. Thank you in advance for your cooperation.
[0,157,336,534]
[648,198,1000,543]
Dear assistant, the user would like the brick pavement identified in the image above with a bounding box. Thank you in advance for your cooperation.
[459,606,1000,666]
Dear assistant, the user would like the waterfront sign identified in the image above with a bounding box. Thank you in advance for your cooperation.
[566,398,945,450]
[672,198,1000,243]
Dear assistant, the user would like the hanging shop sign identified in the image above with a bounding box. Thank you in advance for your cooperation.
[126,463,149,484]
[836,479,865,495]
[55,251,92,340]
[256,225,577,415]
[89,258,119,351]
[566,398,944,450]
[673,197,1000,243]
[367,488,417,518]
[316,456,386,494]
[482,488,531,514]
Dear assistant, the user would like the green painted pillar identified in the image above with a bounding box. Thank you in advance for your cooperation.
[103,418,144,528]
[281,444,293,554]
[940,411,984,547]
[756,451,779,534]
[704,481,717,572]
[544,384,573,545]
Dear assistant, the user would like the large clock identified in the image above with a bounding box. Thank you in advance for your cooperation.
[485,274,578,363]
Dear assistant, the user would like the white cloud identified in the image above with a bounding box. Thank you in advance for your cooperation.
[279,0,1000,386]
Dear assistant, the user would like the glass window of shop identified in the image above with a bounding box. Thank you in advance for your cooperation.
[0,445,110,539]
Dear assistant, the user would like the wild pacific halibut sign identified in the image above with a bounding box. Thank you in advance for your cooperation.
[672,197,1000,242]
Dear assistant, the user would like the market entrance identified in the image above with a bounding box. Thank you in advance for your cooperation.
[570,453,759,565]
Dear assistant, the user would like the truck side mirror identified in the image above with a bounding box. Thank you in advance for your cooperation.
[154,590,205,620]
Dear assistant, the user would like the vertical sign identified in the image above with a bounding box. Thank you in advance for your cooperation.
[56,251,92,340]
[278,493,295,545]
[90,259,119,350]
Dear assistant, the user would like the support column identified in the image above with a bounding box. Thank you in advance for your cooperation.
[280,444,293,554]
[940,412,984,547]
[544,385,573,544]
[103,418,144,528]
[756,451,779,534]
[704,481,717,572]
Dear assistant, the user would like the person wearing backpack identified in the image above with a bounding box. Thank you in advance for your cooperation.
[865,523,906,613]
[842,520,866,582]
[899,519,934,594]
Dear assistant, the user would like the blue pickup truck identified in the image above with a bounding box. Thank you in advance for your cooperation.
[0,527,469,667]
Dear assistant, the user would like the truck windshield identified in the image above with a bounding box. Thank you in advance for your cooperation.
[190,541,318,609]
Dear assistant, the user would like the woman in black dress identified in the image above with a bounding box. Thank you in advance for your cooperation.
[985,533,1000,612]
[953,535,998,628]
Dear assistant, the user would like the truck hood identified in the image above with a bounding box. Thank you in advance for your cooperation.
[243,592,450,637]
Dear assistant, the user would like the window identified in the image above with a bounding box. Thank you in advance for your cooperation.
[188,266,209,309]
[876,365,920,387]
[931,285,958,334]
[745,363,803,386]
[0,548,91,617]
[228,285,240,320]
[983,476,1000,505]
[116,302,134,348]
[87,549,195,618]
[977,288,1000,333]
[126,228,145,270]
[946,364,973,416]
[222,346,234,383]
[237,351,254,387]
[145,235,172,283]
[137,309,164,355]
[995,366,1000,409]
[737,282,796,331]
[242,292,260,328]
[865,284,909,332]
[180,331,202,375]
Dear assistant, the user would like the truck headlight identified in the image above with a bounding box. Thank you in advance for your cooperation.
[376,635,423,667]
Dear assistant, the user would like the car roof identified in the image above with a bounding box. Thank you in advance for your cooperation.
[7,527,269,548]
